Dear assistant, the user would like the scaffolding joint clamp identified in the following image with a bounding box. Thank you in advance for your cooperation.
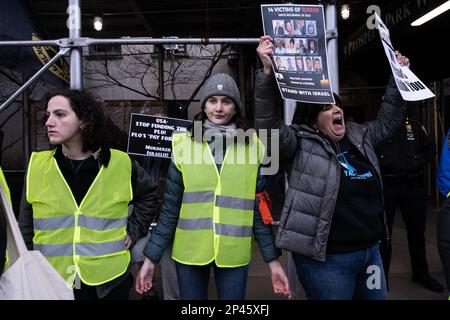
[326,28,338,40]
[58,37,89,48]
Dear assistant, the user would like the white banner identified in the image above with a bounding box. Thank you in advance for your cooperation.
[375,13,434,101]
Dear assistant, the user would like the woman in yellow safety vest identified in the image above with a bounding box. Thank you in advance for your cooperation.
[135,73,291,299]
[19,90,158,300]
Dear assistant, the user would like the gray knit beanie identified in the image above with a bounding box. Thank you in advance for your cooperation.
[200,73,241,110]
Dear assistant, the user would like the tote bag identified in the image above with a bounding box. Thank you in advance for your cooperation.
[0,184,74,300]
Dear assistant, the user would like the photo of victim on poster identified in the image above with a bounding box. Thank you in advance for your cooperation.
[261,4,334,104]
[375,13,434,101]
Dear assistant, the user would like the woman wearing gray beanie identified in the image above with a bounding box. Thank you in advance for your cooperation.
[136,73,291,300]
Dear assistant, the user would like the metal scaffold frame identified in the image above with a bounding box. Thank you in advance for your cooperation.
[0,2,270,115]
[0,0,339,111]
[0,0,339,167]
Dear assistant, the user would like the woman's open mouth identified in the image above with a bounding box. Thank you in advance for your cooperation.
[333,117,344,128]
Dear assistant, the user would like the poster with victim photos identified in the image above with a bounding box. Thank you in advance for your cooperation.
[375,13,434,101]
[261,4,334,104]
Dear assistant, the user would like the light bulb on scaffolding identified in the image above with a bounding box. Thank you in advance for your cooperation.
[341,4,350,20]
[93,16,103,31]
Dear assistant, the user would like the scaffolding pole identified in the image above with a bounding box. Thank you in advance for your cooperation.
[0,36,261,106]
[158,45,164,101]
[68,0,83,89]
[0,35,261,112]
[0,0,263,175]
[0,38,260,48]
[325,3,339,94]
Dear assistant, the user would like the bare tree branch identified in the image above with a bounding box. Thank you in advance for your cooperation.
[85,53,160,99]
[184,44,230,109]
[0,104,22,129]
[83,44,229,110]
[1,136,22,154]
[0,69,21,86]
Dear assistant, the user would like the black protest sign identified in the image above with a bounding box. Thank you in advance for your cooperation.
[127,114,191,158]
[261,4,334,104]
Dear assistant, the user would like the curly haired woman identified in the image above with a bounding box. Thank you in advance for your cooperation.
[19,90,158,300]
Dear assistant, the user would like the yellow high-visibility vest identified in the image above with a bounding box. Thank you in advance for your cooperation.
[0,167,11,202]
[171,132,264,267]
[0,166,11,271]
[26,149,132,286]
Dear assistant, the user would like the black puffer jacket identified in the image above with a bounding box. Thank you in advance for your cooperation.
[254,70,405,262]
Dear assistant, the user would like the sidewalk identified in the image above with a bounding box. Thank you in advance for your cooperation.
[386,204,447,300]
[134,205,448,300]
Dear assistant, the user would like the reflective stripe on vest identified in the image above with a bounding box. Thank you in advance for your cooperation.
[177,218,213,230]
[78,215,128,230]
[33,215,128,231]
[76,240,127,256]
[171,132,264,267]
[27,149,132,286]
[182,191,215,203]
[34,243,73,256]
[34,216,75,230]
[177,218,252,236]
[34,240,127,257]
[215,223,253,237]
[215,195,254,210]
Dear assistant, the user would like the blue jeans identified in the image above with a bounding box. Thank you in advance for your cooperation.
[175,261,249,300]
[292,244,387,300]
